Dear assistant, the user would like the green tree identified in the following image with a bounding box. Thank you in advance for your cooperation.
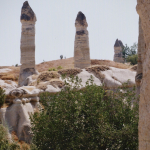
[0,88,6,107]
[31,76,139,150]
[122,42,138,63]
[126,54,138,65]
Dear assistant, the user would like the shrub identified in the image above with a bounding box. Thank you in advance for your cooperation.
[60,55,63,59]
[48,68,57,71]
[0,124,20,150]
[31,76,139,150]
[126,54,138,65]
[57,66,63,70]
[0,88,6,107]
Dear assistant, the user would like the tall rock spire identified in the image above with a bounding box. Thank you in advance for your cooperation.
[18,1,38,87]
[113,39,124,63]
[74,11,91,69]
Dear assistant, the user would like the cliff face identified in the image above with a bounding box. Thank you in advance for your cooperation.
[18,1,38,87]
[136,1,150,149]
[74,11,91,69]
[136,17,145,95]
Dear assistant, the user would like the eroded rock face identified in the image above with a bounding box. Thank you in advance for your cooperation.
[113,39,124,63]
[136,1,150,149]
[135,17,145,95]
[0,88,40,143]
[18,1,38,87]
[74,11,91,69]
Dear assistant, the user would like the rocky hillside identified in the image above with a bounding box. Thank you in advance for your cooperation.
[0,57,133,83]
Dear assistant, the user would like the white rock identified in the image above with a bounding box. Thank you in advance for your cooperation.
[0,68,12,73]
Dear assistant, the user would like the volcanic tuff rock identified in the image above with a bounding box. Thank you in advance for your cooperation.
[113,39,124,63]
[136,1,150,149]
[74,11,91,69]
[18,1,38,87]
[135,17,145,95]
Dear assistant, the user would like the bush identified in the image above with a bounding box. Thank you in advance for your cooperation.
[31,76,139,150]
[126,54,138,65]
[57,66,63,70]
[0,124,20,150]
[122,43,137,63]
[48,68,57,71]
[0,88,6,107]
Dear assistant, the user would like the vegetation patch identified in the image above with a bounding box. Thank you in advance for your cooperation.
[0,87,6,108]
[58,68,82,77]
[31,76,139,150]
[91,59,130,69]
[37,71,60,82]
[0,124,20,150]
[48,68,57,71]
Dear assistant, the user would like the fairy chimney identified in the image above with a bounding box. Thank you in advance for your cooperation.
[113,39,124,63]
[74,11,91,69]
[18,1,38,87]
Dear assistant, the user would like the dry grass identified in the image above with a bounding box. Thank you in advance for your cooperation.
[37,71,60,82]
[37,83,47,91]
[129,64,137,71]
[0,66,20,83]
[37,79,64,90]
[11,131,30,150]
[36,57,74,72]
[58,68,82,77]
[0,58,132,84]
[49,79,64,88]
[91,59,130,69]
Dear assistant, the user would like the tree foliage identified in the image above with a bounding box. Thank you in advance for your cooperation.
[0,124,20,150]
[122,43,138,64]
[31,76,139,150]
[0,88,6,107]
[126,54,138,65]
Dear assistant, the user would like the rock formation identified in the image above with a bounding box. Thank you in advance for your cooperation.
[113,39,124,63]
[136,1,150,149]
[18,1,38,87]
[135,17,145,95]
[0,88,40,143]
[74,11,91,69]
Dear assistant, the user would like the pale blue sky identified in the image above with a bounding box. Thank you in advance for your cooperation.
[0,0,138,66]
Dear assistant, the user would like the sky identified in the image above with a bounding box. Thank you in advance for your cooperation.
[0,0,138,66]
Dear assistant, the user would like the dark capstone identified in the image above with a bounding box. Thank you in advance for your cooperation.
[114,39,124,47]
[21,14,30,21]
[21,1,35,21]
[118,40,124,47]
[76,30,85,35]
[22,1,29,9]
[114,39,120,47]
[76,11,86,25]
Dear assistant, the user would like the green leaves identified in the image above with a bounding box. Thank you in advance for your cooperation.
[122,42,138,63]
[0,88,6,107]
[31,77,139,150]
